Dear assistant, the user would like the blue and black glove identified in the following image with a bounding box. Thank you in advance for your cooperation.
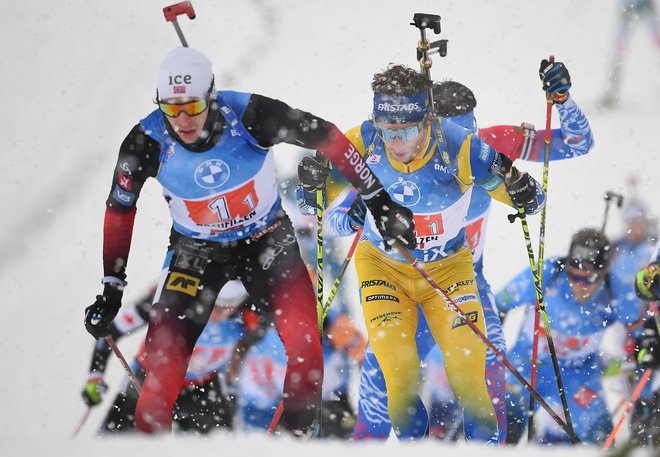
[539,59,571,103]
[84,283,123,339]
[298,153,330,190]
[636,317,660,370]
[348,197,367,230]
[504,167,544,215]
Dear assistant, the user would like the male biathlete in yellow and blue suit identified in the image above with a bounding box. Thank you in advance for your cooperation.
[298,64,545,443]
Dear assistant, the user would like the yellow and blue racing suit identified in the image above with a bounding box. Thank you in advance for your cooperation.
[310,117,544,442]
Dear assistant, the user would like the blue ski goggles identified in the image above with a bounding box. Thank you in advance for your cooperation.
[567,268,603,285]
[377,121,426,142]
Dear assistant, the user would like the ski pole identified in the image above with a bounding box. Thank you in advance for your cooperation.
[105,335,142,395]
[528,55,555,441]
[267,400,284,435]
[508,208,578,442]
[314,152,327,437]
[321,227,363,321]
[392,242,581,443]
[601,191,624,233]
[603,368,653,449]
[315,152,328,334]
[163,1,196,47]
[71,406,92,438]
[267,191,340,437]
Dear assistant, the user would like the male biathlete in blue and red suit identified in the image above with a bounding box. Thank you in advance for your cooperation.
[83,47,416,435]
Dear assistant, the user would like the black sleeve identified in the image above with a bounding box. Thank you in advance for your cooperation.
[105,124,162,212]
[240,94,337,150]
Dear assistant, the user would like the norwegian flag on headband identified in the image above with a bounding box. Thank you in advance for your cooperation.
[173,86,186,94]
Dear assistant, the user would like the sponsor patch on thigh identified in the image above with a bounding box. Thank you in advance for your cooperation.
[451,310,479,329]
[166,272,200,297]
[365,294,400,302]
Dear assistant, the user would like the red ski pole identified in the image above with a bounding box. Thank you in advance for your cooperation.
[603,368,653,449]
[106,335,142,395]
[322,227,363,320]
[163,1,196,47]
[528,54,555,441]
[267,400,284,435]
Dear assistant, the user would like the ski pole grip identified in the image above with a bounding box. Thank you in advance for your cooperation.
[163,1,196,22]
[508,212,522,223]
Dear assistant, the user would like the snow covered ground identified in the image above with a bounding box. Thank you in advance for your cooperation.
[1,0,659,455]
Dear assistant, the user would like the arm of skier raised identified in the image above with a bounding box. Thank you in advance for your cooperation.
[479,97,593,162]
[479,59,594,162]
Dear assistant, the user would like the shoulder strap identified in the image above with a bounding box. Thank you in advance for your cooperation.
[216,91,262,149]
[361,121,381,159]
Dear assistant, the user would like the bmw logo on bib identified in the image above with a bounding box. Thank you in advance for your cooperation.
[194,159,231,189]
[388,180,420,207]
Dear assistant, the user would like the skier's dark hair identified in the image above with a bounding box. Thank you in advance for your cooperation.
[433,80,477,117]
[567,227,612,272]
[371,64,432,96]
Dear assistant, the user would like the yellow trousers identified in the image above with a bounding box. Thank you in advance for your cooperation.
[356,241,499,441]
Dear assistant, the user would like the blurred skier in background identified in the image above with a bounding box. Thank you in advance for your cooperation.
[81,280,250,434]
[600,0,660,107]
[611,195,658,286]
[277,175,366,439]
[628,239,660,446]
[497,228,645,444]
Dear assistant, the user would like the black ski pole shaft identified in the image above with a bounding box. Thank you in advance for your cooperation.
[392,242,581,443]
[509,208,578,442]
[601,191,624,233]
[322,227,363,321]
[163,1,196,47]
[71,407,92,438]
[105,335,142,395]
[528,54,555,441]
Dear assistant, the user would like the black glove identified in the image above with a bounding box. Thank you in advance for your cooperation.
[635,263,660,301]
[363,189,416,250]
[298,153,330,189]
[348,197,367,229]
[84,283,123,339]
[81,378,108,407]
[636,317,660,370]
[504,167,538,210]
[539,59,571,103]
